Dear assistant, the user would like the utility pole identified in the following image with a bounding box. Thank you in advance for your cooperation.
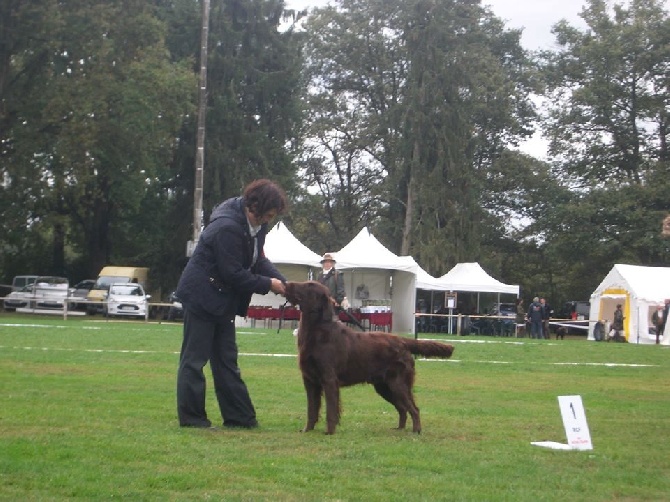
[187,0,210,257]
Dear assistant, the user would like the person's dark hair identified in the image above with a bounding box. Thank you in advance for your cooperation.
[243,179,288,218]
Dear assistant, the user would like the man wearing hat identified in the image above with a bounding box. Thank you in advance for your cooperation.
[317,253,346,307]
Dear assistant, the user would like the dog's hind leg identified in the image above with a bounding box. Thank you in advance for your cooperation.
[302,379,322,432]
[386,376,421,433]
[322,379,341,434]
[374,382,408,430]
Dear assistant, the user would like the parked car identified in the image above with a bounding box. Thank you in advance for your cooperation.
[2,275,38,304]
[32,276,69,309]
[105,283,150,318]
[68,279,96,310]
[557,301,591,320]
[3,284,33,311]
[556,300,591,335]
[490,302,516,318]
[87,266,149,314]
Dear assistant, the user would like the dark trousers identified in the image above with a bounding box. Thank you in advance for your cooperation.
[177,309,256,427]
[530,320,543,339]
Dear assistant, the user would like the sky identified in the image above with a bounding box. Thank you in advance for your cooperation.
[285,0,592,50]
[284,0,598,158]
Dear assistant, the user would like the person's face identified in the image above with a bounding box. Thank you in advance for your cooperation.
[248,208,278,227]
[322,259,334,270]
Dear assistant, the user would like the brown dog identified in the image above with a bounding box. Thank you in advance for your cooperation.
[284,280,454,434]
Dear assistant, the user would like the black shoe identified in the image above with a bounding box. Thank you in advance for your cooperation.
[180,421,213,429]
[223,419,259,429]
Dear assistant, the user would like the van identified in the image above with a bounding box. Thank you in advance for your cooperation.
[12,275,38,292]
[86,266,149,314]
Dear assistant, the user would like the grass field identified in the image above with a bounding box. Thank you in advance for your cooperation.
[1,313,669,501]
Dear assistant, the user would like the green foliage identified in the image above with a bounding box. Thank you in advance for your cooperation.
[1,0,196,281]
[543,0,670,183]
[298,0,537,273]
[201,0,304,209]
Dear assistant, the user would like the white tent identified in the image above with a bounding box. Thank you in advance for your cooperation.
[263,221,322,269]
[587,264,670,344]
[248,222,321,309]
[439,263,519,295]
[434,262,520,315]
[333,228,418,334]
[416,265,452,291]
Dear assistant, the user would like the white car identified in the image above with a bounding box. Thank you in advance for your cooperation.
[4,285,33,311]
[105,283,150,318]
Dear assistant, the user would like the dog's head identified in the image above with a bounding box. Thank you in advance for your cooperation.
[285,281,335,324]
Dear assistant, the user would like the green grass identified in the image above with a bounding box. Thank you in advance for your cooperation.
[1,313,669,501]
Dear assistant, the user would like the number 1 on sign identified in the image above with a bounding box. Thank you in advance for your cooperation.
[557,395,593,450]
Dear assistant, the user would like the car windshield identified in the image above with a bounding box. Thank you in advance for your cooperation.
[110,285,143,296]
[96,276,132,288]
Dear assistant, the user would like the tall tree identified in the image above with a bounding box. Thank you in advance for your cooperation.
[533,0,670,296]
[200,0,304,211]
[298,0,536,274]
[1,0,196,279]
[543,0,670,184]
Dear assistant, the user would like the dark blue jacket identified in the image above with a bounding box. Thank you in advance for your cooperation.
[527,301,543,322]
[176,196,286,320]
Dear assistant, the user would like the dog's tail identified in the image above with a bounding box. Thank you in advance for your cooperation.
[401,338,454,359]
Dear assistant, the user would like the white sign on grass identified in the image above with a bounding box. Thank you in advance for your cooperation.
[531,395,593,451]
[558,395,593,450]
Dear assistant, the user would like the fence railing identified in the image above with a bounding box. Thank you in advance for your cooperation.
[0,294,177,322]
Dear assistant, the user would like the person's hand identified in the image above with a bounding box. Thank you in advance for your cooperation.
[270,278,286,295]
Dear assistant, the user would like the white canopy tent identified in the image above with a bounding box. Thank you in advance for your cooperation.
[437,262,519,313]
[439,262,519,295]
[416,265,452,291]
[248,221,321,309]
[587,264,670,344]
[333,228,418,334]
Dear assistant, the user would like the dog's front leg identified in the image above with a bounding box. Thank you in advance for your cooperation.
[322,380,340,435]
[302,378,321,432]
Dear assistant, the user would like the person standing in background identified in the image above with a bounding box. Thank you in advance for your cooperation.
[651,304,664,344]
[515,298,526,338]
[660,299,670,342]
[317,253,346,307]
[527,297,544,339]
[608,304,625,342]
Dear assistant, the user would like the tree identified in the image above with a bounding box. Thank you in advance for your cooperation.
[199,0,304,211]
[297,0,536,276]
[531,0,670,302]
[543,0,670,184]
[0,0,196,279]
